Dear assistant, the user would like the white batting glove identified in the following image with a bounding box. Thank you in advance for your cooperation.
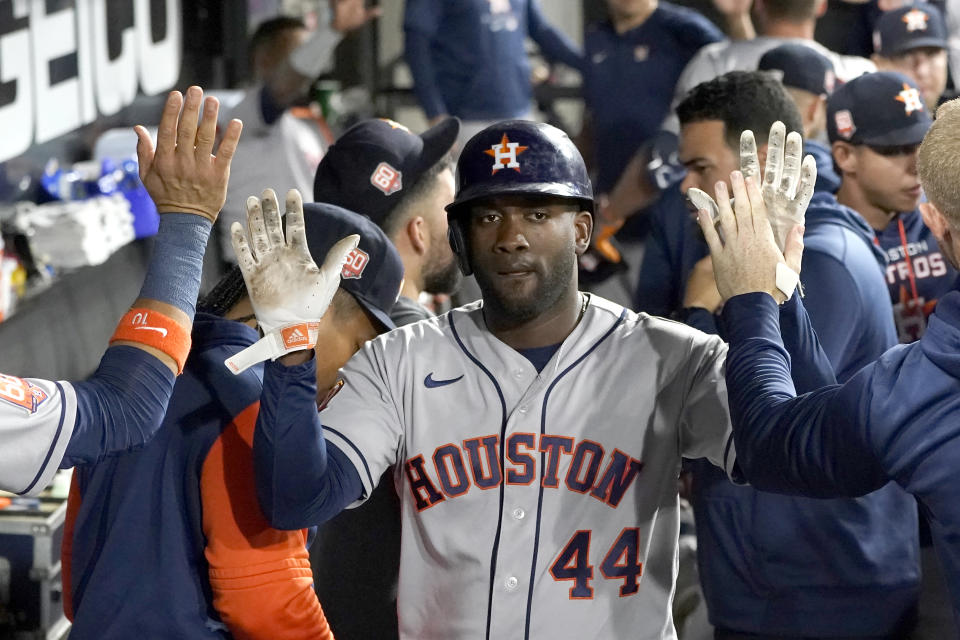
[739,122,817,252]
[224,188,359,374]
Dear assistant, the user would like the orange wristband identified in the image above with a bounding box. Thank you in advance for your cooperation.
[110,308,192,374]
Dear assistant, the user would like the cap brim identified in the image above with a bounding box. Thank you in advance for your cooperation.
[860,119,932,147]
[418,117,460,172]
[885,37,947,56]
[354,292,396,332]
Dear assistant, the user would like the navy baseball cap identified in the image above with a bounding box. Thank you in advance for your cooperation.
[758,43,836,95]
[874,4,948,57]
[302,202,404,331]
[827,71,932,146]
[313,117,460,228]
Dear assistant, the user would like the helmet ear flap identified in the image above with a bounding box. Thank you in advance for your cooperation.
[447,216,472,276]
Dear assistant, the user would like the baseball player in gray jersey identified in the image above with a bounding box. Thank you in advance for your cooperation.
[243,121,813,639]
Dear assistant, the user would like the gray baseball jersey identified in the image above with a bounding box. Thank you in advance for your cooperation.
[662,36,876,133]
[0,374,76,495]
[322,295,734,639]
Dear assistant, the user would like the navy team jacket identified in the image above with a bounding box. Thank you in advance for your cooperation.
[723,282,960,626]
[688,192,920,635]
[403,0,582,121]
[62,314,330,639]
[635,140,841,315]
[583,3,722,193]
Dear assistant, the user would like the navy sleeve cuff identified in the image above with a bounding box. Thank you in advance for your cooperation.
[721,293,783,347]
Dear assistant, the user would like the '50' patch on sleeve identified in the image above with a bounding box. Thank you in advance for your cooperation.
[0,374,49,414]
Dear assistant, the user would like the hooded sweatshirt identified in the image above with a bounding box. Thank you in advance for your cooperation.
[635,140,840,315]
[690,191,919,636]
[723,281,960,626]
[875,208,960,343]
[62,313,331,639]
[805,138,841,195]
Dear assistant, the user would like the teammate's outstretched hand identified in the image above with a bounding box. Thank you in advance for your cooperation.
[739,121,817,251]
[696,171,804,304]
[331,0,382,33]
[225,189,358,374]
[135,86,242,223]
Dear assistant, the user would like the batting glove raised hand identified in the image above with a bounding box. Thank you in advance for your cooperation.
[739,121,817,252]
[225,188,358,374]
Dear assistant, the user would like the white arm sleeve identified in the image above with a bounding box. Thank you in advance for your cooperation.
[0,375,77,495]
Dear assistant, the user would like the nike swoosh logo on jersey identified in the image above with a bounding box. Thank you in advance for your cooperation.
[424,373,463,388]
[134,325,168,337]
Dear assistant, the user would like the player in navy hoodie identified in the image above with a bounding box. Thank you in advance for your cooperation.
[705,96,960,630]
[634,53,840,316]
[826,71,959,344]
[675,72,918,639]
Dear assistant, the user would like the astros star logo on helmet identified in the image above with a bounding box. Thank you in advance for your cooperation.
[895,84,924,115]
[485,134,528,174]
[902,9,929,32]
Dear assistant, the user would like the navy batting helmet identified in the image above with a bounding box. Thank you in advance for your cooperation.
[445,120,594,275]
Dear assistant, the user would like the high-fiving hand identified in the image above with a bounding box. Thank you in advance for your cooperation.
[695,170,804,305]
[330,0,382,33]
[224,188,359,374]
[135,86,242,222]
[740,121,817,251]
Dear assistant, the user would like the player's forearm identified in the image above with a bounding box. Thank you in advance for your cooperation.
[527,2,584,72]
[265,23,341,110]
[775,295,838,393]
[255,357,362,530]
[404,31,448,119]
[64,346,176,466]
[723,293,887,497]
[113,214,212,375]
[724,11,755,41]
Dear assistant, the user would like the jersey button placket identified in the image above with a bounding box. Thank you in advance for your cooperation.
[504,575,519,591]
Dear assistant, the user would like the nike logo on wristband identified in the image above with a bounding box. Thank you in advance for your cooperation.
[424,373,464,388]
[134,326,169,337]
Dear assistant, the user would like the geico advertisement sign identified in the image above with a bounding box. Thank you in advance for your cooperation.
[0,0,182,162]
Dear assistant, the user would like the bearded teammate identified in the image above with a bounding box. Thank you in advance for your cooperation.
[247,122,800,638]
[0,87,240,496]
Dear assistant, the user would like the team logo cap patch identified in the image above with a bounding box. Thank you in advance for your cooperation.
[834,109,856,139]
[370,162,403,196]
[342,247,370,279]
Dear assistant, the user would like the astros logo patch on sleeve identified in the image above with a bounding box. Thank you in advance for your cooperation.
[0,375,49,414]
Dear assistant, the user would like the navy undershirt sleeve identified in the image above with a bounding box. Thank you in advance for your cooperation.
[255,355,364,530]
[65,346,176,467]
[722,293,888,497]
